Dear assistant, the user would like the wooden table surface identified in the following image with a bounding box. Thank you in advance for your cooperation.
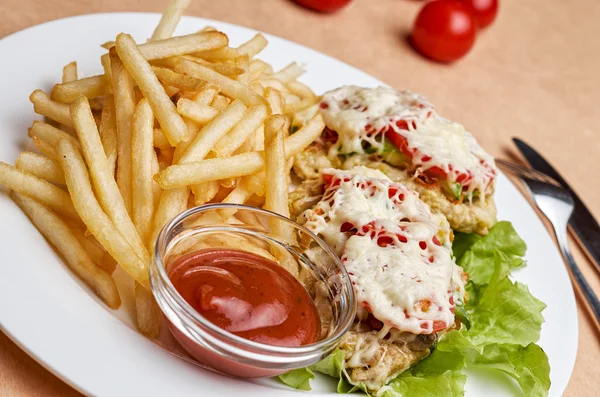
[1,0,599,395]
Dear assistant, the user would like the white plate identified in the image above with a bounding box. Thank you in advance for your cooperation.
[0,13,578,397]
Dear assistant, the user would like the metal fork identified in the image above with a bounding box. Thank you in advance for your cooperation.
[497,159,600,326]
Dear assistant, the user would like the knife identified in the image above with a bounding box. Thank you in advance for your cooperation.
[513,137,600,274]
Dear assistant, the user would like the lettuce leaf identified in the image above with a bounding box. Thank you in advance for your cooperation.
[279,221,550,397]
[454,221,527,285]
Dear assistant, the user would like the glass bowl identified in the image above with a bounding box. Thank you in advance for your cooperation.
[150,204,356,378]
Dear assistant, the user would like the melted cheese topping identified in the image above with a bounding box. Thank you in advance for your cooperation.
[299,168,466,334]
[320,86,433,155]
[319,86,496,199]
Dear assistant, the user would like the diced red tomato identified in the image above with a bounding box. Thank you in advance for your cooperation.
[385,130,413,159]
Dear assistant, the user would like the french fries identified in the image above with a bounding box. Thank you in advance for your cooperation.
[1,0,327,340]
[154,114,325,188]
[140,31,228,61]
[150,0,191,41]
[52,75,110,104]
[132,99,156,245]
[62,62,78,83]
[175,58,265,107]
[110,49,136,214]
[116,33,188,145]
[0,162,79,220]
[15,152,65,185]
[29,90,74,128]
[57,139,149,286]
[11,192,121,308]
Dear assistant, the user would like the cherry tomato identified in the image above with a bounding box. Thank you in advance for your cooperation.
[459,0,498,29]
[293,0,352,13]
[411,0,477,63]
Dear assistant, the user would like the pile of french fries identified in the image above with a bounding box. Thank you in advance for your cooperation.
[0,0,324,337]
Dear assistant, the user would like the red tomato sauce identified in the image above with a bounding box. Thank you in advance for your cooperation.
[168,249,321,347]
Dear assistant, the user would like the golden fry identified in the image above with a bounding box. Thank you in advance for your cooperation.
[0,161,79,220]
[132,99,156,245]
[29,90,74,128]
[213,104,267,158]
[152,66,207,91]
[140,31,228,60]
[51,75,110,104]
[15,152,65,185]
[71,97,149,263]
[150,0,191,41]
[110,48,135,214]
[57,139,149,286]
[116,33,188,145]
[176,98,219,124]
[237,34,268,58]
[29,121,80,148]
[62,62,78,83]
[135,282,161,337]
[175,58,265,107]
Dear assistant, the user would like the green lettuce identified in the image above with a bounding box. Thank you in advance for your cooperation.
[279,222,550,397]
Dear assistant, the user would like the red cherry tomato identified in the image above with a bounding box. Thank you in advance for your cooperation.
[411,0,477,63]
[293,0,352,13]
[458,0,498,29]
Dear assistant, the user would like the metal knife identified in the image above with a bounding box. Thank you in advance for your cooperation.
[513,137,600,274]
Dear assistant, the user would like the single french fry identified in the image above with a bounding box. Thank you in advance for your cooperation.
[151,149,163,215]
[154,114,325,188]
[213,104,267,158]
[178,99,247,164]
[260,78,289,93]
[11,192,120,308]
[264,115,292,246]
[31,136,59,161]
[135,282,161,337]
[175,58,265,107]
[99,97,118,177]
[272,62,304,83]
[265,87,284,114]
[116,34,188,145]
[211,94,229,111]
[101,53,113,87]
[286,80,316,99]
[29,121,80,149]
[71,97,150,264]
[15,152,65,185]
[195,46,242,61]
[140,31,228,60]
[237,33,268,58]
[101,41,115,50]
[191,181,220,205]
[29,90,74,128]
[62,62,78,83]
[0,162,79,220]
[132,99,156,245]
[57,139,149,286]
[110,49,135,214]
[284,96,319,114]
[218,180,253,219]
[176,98,219,124]
[152,66,207,92]
[52,75,111,104]
[147,187,189,253]
[150,0,191,41]
[179,56,244,76]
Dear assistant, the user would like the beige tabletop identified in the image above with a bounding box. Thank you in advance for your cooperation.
[1,0,599,395]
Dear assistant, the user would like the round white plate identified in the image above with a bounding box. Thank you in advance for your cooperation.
[0,13,577,397]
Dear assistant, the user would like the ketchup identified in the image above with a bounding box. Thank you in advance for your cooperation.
[168,249,321,347]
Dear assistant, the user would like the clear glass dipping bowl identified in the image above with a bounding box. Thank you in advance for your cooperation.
[150,204,356,378]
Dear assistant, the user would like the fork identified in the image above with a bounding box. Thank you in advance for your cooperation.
[497,159,600,326]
